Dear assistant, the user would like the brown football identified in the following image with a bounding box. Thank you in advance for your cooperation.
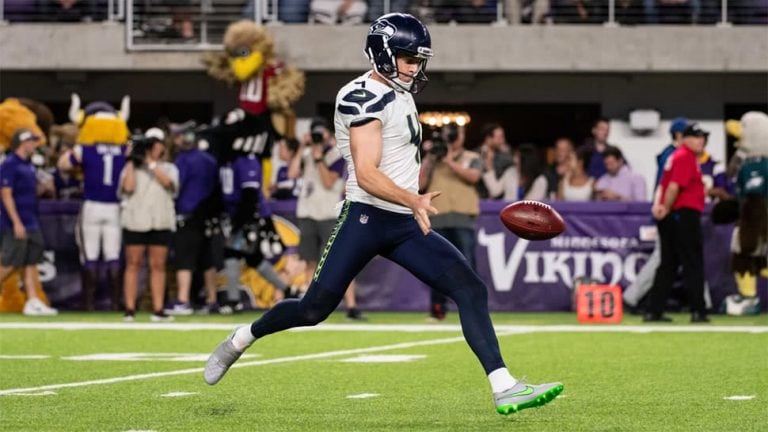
[500,200,566,241]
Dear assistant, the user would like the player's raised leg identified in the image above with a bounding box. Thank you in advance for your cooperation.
[383,226,563,414]
[204,201,379,385]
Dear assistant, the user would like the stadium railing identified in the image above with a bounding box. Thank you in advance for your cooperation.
[0,0,765,50]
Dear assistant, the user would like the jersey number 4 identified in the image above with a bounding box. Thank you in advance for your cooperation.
[406,114,422,164]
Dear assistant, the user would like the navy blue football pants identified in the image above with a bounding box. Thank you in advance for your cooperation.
[249,201,505,374]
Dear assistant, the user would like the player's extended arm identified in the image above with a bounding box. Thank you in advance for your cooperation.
[350,119,440,235]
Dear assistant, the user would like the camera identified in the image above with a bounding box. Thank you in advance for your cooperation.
[427,124,459,160]
[429,130,448,159]
[311,131,324,144]
[128,136,152,166]
[310,117,328,145]
[129,128,165,166]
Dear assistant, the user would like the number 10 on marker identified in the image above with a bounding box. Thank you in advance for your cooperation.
[576,285,623,324]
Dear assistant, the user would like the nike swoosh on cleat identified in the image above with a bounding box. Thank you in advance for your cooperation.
[499,386,534,399]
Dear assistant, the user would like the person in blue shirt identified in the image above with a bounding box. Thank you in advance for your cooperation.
[166,123,223,315]
[0,129,57,316]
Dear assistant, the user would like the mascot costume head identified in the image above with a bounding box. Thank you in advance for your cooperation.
[724,111,768,315]
[201,20,305,162]
[69,94,130,147]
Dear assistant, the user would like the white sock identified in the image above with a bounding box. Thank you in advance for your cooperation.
[232,325,256,351]
[488,368,517,394]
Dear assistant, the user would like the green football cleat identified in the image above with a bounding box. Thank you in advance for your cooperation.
[494,380,564,415]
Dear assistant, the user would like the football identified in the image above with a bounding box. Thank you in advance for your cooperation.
[500,200,566,241]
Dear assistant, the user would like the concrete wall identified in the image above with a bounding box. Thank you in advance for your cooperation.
[1,23,767,72]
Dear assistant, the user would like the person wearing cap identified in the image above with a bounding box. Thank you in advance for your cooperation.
[166,122,223,316]
[0,129,57,315]
[289,117,365,320]
[118,128,179,322]
[645,124,710,323]
[623,116,690,310]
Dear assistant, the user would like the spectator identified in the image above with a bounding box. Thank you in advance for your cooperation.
[545,137,575,198]
[506,0,550,23]
[698,148,735,203]
[118,129,179,322]
[433,0,497,23]
[32,151,56,200]
[270,137,301,200]
[310,0,368,23]
[478,123,514,199]
[594,146,647,201]
[551,0,607,23]
[517,144,550,201]
[481,159,519,201]
[419,123,481,320]
[166,122,222,315]
[291,118,364,320]
[0,129,57,316]
[52,166,83,200]
[557,146,593,201]
[367,0,411,21]
[245,0,310,22]
[582,117,612,179]
[39,0,99,22]
[645,124,709,323]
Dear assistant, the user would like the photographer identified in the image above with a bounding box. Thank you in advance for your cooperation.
[290,117,364,320]
[119,128,179,322]
[419,124,482,321]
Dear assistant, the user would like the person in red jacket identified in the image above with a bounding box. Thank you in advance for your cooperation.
[645,124,710,323]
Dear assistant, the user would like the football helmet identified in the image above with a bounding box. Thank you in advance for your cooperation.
[364,13,433,94]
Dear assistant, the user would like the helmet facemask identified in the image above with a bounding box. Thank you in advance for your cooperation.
[368,46,433,94]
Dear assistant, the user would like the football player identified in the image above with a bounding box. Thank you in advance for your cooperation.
[205,13,563,415]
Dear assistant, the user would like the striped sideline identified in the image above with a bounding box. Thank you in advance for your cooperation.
[0,322,766,333]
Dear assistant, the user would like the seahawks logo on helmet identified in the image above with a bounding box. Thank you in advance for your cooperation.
[370,20,396,40]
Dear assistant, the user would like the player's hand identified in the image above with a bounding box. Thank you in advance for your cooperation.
[410,191,441,235]
[13,222,26,240]
[652,202,669,220]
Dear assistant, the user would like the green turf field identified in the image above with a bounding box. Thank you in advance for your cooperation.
[1,312,766,431]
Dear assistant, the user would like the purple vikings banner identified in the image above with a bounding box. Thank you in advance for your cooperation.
[39,200,746,312]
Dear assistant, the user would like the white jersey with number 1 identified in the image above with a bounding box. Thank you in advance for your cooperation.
[334,72,422,214]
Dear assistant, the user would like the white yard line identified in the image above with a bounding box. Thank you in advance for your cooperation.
[0,322,765,333]
[0,334,476,395]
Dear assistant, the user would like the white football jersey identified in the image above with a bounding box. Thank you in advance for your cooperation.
[334,72,422,214]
